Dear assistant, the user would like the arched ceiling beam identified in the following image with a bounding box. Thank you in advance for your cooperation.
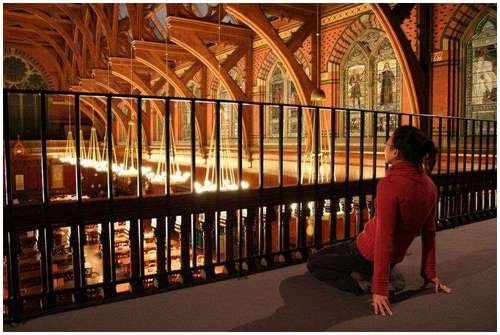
[5,7,82,71]
[180,61,203,85]
[370,4,425,114]
[225,4,314,104]
[392,4,416,25]
[132,43,195,98]
[55,4,96,66]
[167,17,248,101]
[89,4,112,52]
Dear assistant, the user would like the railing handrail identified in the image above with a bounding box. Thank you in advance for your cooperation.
[4,88,496,123]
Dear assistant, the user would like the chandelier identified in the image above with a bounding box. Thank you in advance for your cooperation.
[94,128,118,173]
[59,130,76,165]
[80,126,102,169]
[115,119,152,177]
[301,109,335,184]
[194,104,249,193]
[146,119,190,185]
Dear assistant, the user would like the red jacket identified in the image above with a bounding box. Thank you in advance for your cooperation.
[355,161,438,296]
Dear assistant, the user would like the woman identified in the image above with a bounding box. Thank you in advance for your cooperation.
[307,125,452,317]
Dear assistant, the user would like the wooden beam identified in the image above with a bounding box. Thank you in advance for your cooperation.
[392,4,416,26]
[221,45,247,72]
[285,19,315,53]
[168,24,248,101]
[260,4,315,22]
[225,4,314,104]
[180,62,203,85]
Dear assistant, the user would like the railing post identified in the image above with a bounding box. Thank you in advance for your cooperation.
[203,212,215,280]
[469,119,476,218]
[215,101,221,191]
[358,110,366,232]
[344,110,351,238]
[461,119,468,222]
[225,210,237,273]
[263,206,275,267]
[137,97,143,198]
[371,111,378,216]
[40,92,49,205]
[244,208,256,271]
[180,215,192,282]
[190,100,196,192]
[329,109,337,243]
[100,221,114,297]
[477,120,484,215]
[298,201,309,258]
[6,232,22,320]
[297,106,303,186]
[313,200,324,247]
[238,103,243,189]
[155,217,168,287]
[75,94,82,203]
[259,104,264,189]
[279,105,284,187]
[165,99,171,195]
[129,219,142,291]
[106,96,113,200]
[281,204,292,262]
[3,91,13,210]
[314,107,320,186]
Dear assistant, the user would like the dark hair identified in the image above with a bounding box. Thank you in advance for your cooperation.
[392,125,437,175]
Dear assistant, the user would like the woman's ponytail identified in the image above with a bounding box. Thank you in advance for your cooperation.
[392,125,438,175]
[423,139,437,175]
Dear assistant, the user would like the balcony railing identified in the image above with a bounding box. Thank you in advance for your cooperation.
[3,89,497,322]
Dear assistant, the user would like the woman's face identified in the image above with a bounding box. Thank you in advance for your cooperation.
[384,134,399,164]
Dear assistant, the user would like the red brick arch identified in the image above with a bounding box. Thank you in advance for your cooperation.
[440,4,489,47]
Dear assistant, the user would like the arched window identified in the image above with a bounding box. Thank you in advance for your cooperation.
[4,54,48,140]
[266,64,299,138]
[340,30,401,136]
[465,17,497,122]
[180,81,201,140]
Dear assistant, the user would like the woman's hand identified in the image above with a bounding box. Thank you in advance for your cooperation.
[371,294,392,316]
[421,277,452,294]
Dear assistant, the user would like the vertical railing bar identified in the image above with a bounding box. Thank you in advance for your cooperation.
[314,107,320,186]
[484,120,490,210]
[106,96,114,201]
[470,119,476,214]
[109,221,116,285]
[215,101,221,192]
[358,110,365,233]
[493,122,497,209]
[443,118,452,223]
[190,100,196,192]
[137,97,143,198]
[453,117,460,217]
[75,94,82,203]
[166,217,172,273]
[329,108,336,242]
[40,92,49,204]
[478,120,484,212]
[385,112,391,170]
[297,106,303,186]
[397,113,402,128]
[461,119,468,217]
[165,99,171,196]
[409,114,413,127]
[437,117,443,220]
[344,109,351,238]
[259,104,264,190]
[192,215,197,270]
[372,111,378,213]
[279,104,284,187]
[7,232,21,318]
[238,102,243,189]
[3,91,13,209]
[155,217,167,287]
[216,212,221,264]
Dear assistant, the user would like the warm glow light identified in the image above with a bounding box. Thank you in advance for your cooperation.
[194,180,249,193]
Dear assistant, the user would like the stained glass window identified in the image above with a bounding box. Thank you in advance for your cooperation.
[341,31,401,137]
[466,17,496,128]
[266,64,301,138]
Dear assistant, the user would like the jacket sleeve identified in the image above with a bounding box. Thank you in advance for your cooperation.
[420,201,437,281]
[371,178,398,297]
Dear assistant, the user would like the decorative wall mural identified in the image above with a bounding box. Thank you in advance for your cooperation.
[266,64,301,138]
[466,17,497,127]
[341,32,400,137]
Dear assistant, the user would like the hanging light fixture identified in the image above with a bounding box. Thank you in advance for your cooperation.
[59,98,77,165]
[13,134,25,156]
[310,4,326,106]
[194,5,249,193]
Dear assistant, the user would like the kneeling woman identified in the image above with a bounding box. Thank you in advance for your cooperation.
[307,125,451,317]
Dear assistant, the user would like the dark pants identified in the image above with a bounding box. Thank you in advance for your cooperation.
[307,238,373,295]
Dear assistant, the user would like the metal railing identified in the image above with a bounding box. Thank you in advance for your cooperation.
[3,89,497,322]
